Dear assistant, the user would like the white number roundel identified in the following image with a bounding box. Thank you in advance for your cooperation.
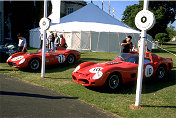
[89,67,103,73]
[145,65,154,77]
[57,55,65,63]
[11,56,24,61]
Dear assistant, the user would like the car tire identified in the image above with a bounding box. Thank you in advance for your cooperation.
[105,73,121,91]
[156,65,166,79]
[67,54,75,64]
[28,58,41,71]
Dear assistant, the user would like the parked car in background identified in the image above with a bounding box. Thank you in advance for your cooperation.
[7,47,81,71]
[0,40,18,62]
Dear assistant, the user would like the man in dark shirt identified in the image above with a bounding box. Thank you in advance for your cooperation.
[121,35,133,53]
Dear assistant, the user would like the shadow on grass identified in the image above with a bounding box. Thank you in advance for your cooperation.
[86,69,176,94]
[0,91,78,100]
[0,69,19,72]
[80,58,109,63]
[142,105,176,109]
[152,47,176,54]
[44,76,69,80]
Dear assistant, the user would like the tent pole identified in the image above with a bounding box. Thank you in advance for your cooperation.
[89,31,92,51]
[108,31,110,52]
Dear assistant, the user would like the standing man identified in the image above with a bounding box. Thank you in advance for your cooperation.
[17,33,27,52]
[60,34,67,48]
[40,31,43,48]
[48,32,54,49]
[54,33,60,47]
[138,38,148,53]
[121,35,133,53]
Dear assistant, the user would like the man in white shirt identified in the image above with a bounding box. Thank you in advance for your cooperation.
[17,33,27,52]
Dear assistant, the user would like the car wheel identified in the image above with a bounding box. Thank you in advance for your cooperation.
[67,54,75,64]
[29,58,41,71]
[106,73,121,90]
[156,65,166,79]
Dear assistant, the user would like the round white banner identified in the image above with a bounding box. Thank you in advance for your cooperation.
[135,10,155,30]
[39,17,50,30]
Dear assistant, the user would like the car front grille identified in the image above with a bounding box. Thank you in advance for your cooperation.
[72,75,89,85]
[78,79,89,85]
[8,62,17,67]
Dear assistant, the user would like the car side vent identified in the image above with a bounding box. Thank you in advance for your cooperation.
[131,73,136,78]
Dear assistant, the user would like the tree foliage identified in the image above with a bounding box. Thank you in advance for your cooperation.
[121,1,176,38]
[166,25,176,39]
[155,33,170,44]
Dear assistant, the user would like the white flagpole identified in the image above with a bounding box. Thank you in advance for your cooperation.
[41,0,47,78]
[135,0,149,106]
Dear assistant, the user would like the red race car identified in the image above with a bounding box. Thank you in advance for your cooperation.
[7,47,80,71]
[72,52,173,90]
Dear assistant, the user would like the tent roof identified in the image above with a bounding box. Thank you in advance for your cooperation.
[60,3,127,27]
[49,21,139,33]
[31,3,139,33]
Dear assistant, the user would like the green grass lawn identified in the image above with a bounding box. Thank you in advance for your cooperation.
[0,43,176,118]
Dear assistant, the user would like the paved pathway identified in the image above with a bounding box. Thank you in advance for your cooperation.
[0,74,119,118]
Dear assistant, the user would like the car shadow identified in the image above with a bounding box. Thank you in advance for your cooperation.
[86,69,176,94]
[0,91,78,100]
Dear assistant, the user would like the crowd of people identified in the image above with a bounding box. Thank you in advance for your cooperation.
[17,32,147,54]
[40,31,67,50]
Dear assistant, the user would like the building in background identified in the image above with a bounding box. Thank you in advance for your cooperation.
[61,1,87,17]
[0,1,4,42]
[1,0,86,44]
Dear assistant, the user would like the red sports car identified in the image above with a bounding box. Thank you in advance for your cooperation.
[72,52,173,90]
[7,47,80,71]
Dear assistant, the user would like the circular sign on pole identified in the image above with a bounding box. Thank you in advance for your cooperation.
[135,10,155,30]
[39,17,50,30]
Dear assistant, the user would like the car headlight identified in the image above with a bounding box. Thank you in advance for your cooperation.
[7,56,12,62]
[92,71,103,79]
[73,65,80,72]
[19,58,25,64]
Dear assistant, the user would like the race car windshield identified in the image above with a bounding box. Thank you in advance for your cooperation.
[115,53,151,64]
[115,53,139,63]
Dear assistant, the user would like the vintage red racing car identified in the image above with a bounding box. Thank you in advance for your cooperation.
[72,52,173,90]
[7,47,80,71]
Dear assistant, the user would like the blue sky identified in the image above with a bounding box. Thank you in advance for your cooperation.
[85,0,176,30]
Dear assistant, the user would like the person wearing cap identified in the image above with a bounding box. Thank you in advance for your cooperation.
[121,35,133,53]
[60,34,67,48]
[17,33,27,52]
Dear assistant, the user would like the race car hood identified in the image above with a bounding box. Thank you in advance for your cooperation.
[7,52,40,62]
[76,61,123,75]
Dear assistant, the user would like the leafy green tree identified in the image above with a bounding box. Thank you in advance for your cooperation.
[155,33,170,45]
[121,4,142,30]
[166,25,176,39]
[122,1,176,38]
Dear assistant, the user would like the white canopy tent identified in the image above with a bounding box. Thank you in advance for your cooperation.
[30,3,153,52]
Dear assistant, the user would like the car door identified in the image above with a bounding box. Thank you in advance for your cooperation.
[143,57,155,78]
